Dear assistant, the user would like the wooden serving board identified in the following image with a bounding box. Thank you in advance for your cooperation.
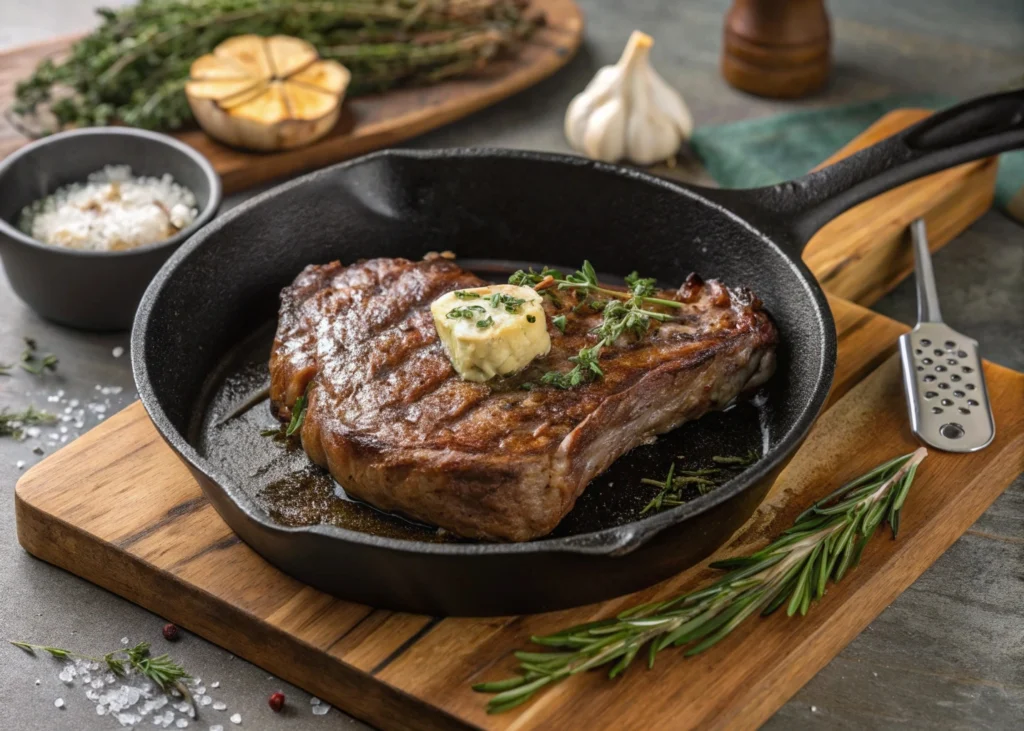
[15,297,1024,731]
[0,0,582,195]
[12,114,1018,729]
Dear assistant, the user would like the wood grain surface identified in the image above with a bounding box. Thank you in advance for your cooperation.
[15,294,1024,731]
[0,0,583,194]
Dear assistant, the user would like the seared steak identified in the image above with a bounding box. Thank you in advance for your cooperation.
[269,256,777,541]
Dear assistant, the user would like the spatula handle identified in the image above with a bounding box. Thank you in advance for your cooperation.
[910,218,943,324]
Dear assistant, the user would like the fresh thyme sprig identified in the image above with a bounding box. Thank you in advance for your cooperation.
[0,363,11,376]
[11,640,191,706]
[522,261,680,390]
[473,449,928,713]
[0,405,57,438]
[641,450,761,514]
[20,337,58,375]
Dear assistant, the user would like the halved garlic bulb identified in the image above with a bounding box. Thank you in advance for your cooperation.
[186,35,350,152]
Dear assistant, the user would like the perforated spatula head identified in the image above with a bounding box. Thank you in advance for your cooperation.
[898,220,995,452]
[899,325,994,452]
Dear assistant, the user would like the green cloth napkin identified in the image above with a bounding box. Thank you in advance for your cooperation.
[690,94,1024,224]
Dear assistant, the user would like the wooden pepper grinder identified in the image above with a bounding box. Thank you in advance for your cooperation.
[721,0,832,98]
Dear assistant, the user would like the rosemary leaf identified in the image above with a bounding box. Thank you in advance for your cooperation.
[286,392,308,437]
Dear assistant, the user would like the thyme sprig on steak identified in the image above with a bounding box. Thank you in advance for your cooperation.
[508,262,682,390]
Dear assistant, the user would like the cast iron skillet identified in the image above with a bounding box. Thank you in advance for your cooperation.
[133,90,1024,616]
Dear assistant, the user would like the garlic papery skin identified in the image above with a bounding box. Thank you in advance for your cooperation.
[564,31,693,166]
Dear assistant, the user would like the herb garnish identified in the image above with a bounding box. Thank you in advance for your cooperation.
[526,315,537,323]
[509,267,564,288]
[487,292,527,314]
[641,450,760,514]
[474,449,928,713]
[447,305,487,320]
[0,405,57,438]
[20,337,58,375]
[0,363,11,376]
[286,391,308,437]
[477,316,495,328]
[454,291,482,300]
[12,640,192,709]
[522,261,680,389]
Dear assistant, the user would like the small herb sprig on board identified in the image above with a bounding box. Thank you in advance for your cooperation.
[508,261,682,390]
[11,640,192,705]
[0,363,11,376]
[0,405,57,438]
[473,449,927,713]
[20,337,58,375]
[642,450,760,514]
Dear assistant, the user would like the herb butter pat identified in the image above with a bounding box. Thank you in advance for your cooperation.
[431,284,550,382]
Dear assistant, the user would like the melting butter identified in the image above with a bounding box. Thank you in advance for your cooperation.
[431,284,550,382]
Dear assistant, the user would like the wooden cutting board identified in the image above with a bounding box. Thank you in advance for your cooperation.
[15,298,1024,731]
[13,115,1020,729]
[0,0,582,195]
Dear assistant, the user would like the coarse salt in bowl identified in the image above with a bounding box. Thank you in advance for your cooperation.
[20,165,200,252]
[0,127,220,330]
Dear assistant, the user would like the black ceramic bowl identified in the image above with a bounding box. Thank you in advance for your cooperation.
[0,127,221,330]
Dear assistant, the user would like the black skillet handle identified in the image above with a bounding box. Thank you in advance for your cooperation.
[712,88,1024,254]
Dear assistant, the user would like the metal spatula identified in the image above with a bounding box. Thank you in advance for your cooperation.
[898,219,995,452]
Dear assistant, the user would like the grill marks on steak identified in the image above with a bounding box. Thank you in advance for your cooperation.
[269,257,777,541]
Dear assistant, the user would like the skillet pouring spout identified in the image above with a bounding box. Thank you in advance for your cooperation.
[134,89,1023,615]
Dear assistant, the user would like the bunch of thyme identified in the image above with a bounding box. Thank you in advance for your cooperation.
[474,448,927,713]
[13,0,540,134]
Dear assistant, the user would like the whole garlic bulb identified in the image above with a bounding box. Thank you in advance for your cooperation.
[564,31,693,165]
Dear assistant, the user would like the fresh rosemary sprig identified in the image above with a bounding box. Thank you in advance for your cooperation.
[11,640,191,703]
[473,449,928,713]
[641,450,760,514]
[0,405,57,438]
[13,0,540,134]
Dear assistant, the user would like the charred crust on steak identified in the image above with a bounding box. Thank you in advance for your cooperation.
[268,257,778,541]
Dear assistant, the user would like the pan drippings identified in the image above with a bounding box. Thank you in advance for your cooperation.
[197,327,770,544]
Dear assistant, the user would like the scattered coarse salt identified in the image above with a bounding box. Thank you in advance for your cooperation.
[16,460,26,470]
[19,165,198,252]
[112,346,125,358]
[54,698,65,709]
[311,701,330,716]
[229,713,241,724]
